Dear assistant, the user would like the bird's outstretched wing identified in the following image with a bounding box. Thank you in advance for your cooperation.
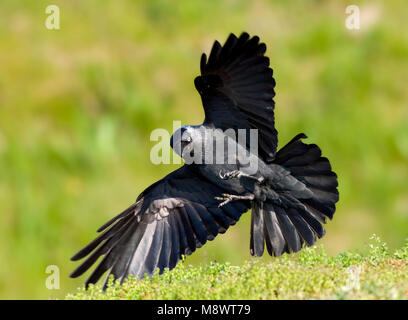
[196,32,277,162]
[70,165,250,289]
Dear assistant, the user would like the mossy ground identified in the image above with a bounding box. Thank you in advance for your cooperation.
[67,236,408,300]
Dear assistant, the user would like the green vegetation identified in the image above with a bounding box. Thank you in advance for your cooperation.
[67,236,408,300]
[0,0,407,299]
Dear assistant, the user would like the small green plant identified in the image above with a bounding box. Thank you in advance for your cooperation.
[393,238,408,260]
[367,234,390,263]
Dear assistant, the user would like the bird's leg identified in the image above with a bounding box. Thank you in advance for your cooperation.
[215,193,255,207]
[219,170,264,183]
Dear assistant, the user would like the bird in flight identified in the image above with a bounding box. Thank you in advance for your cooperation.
[70,32,339,289]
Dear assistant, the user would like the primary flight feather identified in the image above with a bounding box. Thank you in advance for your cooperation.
[70,32,339,289]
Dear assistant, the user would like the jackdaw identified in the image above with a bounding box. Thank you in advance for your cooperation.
[70,32,339,289]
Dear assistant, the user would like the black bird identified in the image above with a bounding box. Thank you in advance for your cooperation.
[70,32,339,289]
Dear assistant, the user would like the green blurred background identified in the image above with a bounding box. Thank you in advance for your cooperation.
[0,0,407,299]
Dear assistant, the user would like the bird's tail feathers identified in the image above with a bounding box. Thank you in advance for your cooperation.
[274,133,339,222]
[250,133,339,256]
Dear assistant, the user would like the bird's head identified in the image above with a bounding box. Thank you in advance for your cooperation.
[194,74,223,95]
[170,125,206,163]
[170,125,194,159]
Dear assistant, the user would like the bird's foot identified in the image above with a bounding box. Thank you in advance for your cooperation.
[219,170,264,183]
[215,193,255,207]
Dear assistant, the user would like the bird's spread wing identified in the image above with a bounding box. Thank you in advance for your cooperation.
[70,165,250,288]
[196,32,277,162]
